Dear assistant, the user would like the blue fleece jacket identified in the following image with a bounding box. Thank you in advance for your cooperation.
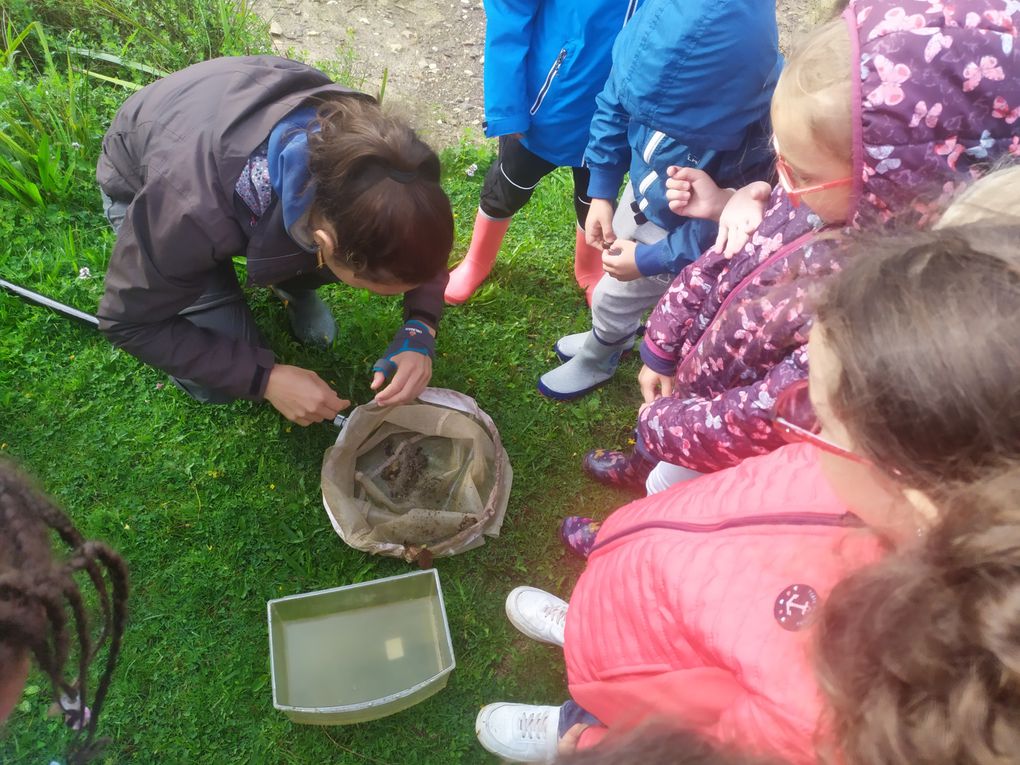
[483,0,643,167]
[585,0,781,275]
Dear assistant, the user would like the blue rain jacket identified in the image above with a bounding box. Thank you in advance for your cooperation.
[482,0,642,167]
[585,0,782,275]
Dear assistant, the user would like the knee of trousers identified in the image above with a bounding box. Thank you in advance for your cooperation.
[479,162,539,219]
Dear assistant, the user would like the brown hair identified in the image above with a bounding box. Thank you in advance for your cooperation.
[771,18,853,162]
[816,469,1020,765]
[555,724,786,765]
[812,170,1020,764]
[306,96,454,285]
[814,225,1020,492]
[0,461,129,764]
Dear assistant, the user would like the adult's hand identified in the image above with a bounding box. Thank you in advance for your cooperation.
[638,363,674,404]
[585,198,616,249]
[371,351,433,406]
[265,364,349,426]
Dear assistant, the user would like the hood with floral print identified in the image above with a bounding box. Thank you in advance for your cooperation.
[635,0,1020,474]
[849,0,1020,225]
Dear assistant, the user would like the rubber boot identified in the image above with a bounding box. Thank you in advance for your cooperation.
[554,331,638,362]
[573,227,604,306]
[537,330,633,400]
[553,331,590,362]
[445,209,511,304]
[582,448,655,490]
[271,285,337,348]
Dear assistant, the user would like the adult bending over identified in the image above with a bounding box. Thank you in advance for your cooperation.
[96,56,454,424]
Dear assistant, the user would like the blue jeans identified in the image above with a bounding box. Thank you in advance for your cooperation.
[558,700,600,738]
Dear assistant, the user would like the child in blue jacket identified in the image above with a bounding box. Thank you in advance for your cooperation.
[445,0,643,305]
[538,0,780,399]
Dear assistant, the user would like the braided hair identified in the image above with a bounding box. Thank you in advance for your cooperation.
[0,461,129,764]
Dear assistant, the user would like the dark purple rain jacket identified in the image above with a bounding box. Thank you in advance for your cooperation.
[638,0,1020,472]
[96,56,447,400]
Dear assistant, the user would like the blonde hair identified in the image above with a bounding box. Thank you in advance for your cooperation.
[936,164,1020,228]
[771,18,853,161]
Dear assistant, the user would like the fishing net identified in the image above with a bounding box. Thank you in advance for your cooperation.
[321,388,512,562]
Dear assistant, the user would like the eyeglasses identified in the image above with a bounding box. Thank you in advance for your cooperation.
[772,379,869,465]
[773,137,853,207]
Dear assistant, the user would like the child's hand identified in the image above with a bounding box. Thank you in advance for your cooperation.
[371,351,432,406]
[585,198,616,249]
[639,364,673,404]
[602,239,641,281]
[666,166,733,221]
[714,181,772,257]
[557,724,589,755]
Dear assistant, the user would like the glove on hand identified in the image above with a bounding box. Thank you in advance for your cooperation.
[372,319,436,380]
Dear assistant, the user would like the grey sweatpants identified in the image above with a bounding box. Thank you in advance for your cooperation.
[591,183,673,344]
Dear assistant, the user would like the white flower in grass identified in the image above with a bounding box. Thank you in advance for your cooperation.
[77,267,91,280]
[465,163,478,177]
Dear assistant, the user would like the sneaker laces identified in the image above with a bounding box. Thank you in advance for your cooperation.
[517,709,551,740]
[542,603,567,630]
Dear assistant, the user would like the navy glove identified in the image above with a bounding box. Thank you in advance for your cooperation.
[372,319,436,380]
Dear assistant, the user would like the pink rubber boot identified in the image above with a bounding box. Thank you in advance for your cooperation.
[445,209,511,304]
[573,226,604,306]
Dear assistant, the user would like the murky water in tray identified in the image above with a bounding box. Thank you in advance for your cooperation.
[280,597,445,707]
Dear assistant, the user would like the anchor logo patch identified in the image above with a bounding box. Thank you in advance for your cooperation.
[774,584,820,631]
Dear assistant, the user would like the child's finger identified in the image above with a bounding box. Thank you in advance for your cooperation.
[665,165,681,178]
[666,187,690,203]
[370,371,385,390]
[725,230,750,257]
[714,225,729,253]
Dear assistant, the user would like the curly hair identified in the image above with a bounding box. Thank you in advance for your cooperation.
[812,167,1020,764]
[816,470,1020,765]
[0,461,129,764]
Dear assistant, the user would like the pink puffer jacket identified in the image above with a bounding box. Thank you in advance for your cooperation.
[564,444,885,762]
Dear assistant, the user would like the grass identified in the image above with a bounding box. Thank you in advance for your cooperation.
[0,4,642,763]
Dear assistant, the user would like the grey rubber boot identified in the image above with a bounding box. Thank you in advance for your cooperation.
[553,331,590,362]
[537,331,633,400]
[271,286,337,348]
[555,330,639,362]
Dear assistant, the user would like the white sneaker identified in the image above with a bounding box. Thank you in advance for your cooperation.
[475,702,561,763]
[505,587,567,647]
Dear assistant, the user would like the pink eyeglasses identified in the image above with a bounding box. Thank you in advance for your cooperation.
[771,379,869,465]
[773,137,853,207]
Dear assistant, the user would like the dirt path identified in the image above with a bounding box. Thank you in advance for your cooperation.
[252,0,824,152]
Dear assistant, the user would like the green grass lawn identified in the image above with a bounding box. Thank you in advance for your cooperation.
[0,6,643,762]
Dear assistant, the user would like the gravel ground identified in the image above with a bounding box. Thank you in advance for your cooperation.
[251,0,830,151]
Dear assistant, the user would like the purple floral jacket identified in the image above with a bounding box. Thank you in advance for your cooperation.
[638,0,1020,473]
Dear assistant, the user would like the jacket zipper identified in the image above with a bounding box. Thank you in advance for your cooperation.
[674,229,818,379]
[590,511,861,554]
[530,49,568,115]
